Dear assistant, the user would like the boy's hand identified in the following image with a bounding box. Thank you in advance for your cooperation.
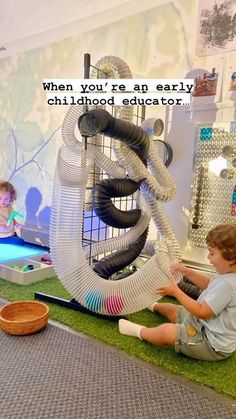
[170,263,188,276]
[156,273,179,297]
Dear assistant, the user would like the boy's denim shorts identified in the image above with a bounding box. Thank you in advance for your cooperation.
[175,307,231,361]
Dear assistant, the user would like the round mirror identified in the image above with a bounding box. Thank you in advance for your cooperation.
[156,140,173,167]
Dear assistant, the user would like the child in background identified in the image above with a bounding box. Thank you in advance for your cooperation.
[119,223,236,361]
[0,180,24,245]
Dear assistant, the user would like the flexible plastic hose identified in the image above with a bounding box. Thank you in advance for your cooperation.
[83,192,151,259]
[77,107,150,276]
[61,105,126,179]
[93,228,148,279]
[92,178,142,228]
[78,109,149,162]
[50,178,173,314]
[50,55,181,315]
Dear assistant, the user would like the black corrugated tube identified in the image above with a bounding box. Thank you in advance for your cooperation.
[78,108,150,279]
[94,228,149,279]
[78,109,149,162]
[92,178,143,228]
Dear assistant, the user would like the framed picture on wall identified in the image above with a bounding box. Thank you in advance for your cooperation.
[196,0,236,56]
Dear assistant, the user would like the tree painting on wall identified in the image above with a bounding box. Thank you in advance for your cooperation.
[196,0,236,56]
[0,57,61,234]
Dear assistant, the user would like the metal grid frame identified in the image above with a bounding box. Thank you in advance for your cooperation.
[82,54,146,265]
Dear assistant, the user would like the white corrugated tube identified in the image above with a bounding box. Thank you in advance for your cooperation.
[50,55,181,315]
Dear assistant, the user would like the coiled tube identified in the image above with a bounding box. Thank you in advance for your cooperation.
[50,55,181,315]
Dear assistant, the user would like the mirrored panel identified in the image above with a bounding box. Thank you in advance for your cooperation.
[189,121,236,247]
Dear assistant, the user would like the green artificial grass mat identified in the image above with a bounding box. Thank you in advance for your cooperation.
[0,276,235,399]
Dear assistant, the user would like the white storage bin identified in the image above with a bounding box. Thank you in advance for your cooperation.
[0,257,55,285]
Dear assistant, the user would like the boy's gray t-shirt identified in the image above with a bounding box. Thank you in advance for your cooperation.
[198,273,236,353]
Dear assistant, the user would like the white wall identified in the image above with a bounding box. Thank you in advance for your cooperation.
[0,0,169,57]
[0,0,235,266]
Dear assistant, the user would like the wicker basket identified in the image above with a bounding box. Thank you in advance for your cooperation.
[0,301,49,335]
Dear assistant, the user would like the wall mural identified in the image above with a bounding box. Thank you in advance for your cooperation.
[0,1,195,245]
[0,57,62,244]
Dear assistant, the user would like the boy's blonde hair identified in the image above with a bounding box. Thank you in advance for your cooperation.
[0,180,17,202]
[206,223,236,263]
